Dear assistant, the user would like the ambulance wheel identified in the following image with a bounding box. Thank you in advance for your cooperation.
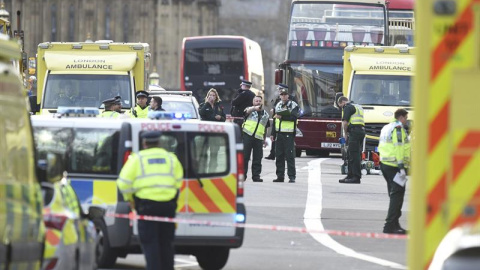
[95,220,118,268]
[196,247,229,270]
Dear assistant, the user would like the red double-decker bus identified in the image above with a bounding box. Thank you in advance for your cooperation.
[180,35,264,113]
[275,0,389,157]
[388,0,414,45]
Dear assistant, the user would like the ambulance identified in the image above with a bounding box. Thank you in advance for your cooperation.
[410,0,480,269]
[30,40,150,115]
[31,112,246,270]
[338,44,414,165]
[0,34,45,269]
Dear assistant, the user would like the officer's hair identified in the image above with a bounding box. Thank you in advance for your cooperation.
[254,95,263,100]
[204,88,222,103]
[395,109,408,119]
[338,96,349,103]
[143,139,160,148]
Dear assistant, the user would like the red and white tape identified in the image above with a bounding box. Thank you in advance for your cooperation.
[107,212,407,240]
[226,115,341,124]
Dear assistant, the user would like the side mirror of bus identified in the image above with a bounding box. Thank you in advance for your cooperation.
[334,92,344,109]
[274,69,284,85]
[29,95,40,114]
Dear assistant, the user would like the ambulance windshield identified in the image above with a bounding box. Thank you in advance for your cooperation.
[350,74,411,106]
[43,74,132,109]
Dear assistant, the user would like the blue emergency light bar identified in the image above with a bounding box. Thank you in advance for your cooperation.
[148,111,192,120]
[56,107,100,117]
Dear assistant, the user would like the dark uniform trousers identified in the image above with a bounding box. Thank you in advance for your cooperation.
[275,133,296,180]
[347,125,366,179]
[135,197,177,270]
[243,132,263,179]
[380,163,406,229]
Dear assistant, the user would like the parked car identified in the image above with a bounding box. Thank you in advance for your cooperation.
[151,91,200,119]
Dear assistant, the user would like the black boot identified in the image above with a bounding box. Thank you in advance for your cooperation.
[383,222,407,234]
[273,177,284,182]
[265,154,275,160]
[252,177,263,182]
[339,177,361,184]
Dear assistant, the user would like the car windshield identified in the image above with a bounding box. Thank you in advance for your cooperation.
[43,74,132,109]
[350,74,412,106]
[161,99,198,119]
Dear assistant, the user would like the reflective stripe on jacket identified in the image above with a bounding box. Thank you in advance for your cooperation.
[349,104,365,126]
[378,121,411,168]
[243,109,269,140]
[274,100,298,133]
[117,148,184,202]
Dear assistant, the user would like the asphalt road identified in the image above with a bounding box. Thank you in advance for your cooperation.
[106,149,409,270]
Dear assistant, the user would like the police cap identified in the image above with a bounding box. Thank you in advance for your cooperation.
[136,90,149,98]
[141,131,161,143]
[277,83,288,90]
[240,80,252,86]
[114,95,122,104]
[102,97,118,105]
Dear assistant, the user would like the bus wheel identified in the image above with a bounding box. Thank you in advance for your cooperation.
[295,149,302,157]
[196,247,229,270]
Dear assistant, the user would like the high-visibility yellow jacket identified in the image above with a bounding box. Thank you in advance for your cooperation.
[117,148,184,202]
[342,103,365,126]
[126,105,149,118]
[242,109,269,140]
[273,100,299,134]
[99,111,120,118]
[378,120,411,168]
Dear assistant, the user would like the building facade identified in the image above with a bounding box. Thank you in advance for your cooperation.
[2,0,287,95]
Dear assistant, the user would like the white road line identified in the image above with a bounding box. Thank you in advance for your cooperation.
[303,158,407,269]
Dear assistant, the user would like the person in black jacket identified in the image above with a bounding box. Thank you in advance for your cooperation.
[199,88,226,172]
[231,80,255,127]
[199,88,226,122]
[149,96,165,111]
[265,90,297,160]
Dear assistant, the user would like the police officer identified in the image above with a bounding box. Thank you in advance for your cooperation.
[117,131,183,270]
[271,84,299,183]
[379,109,410,234]
[243,95,270,182]
[127,90,150,118]
[99,96,121,118]
[231,80,255,127]
[338,96,365,184]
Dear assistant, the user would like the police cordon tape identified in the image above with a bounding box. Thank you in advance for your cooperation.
[107,212,407,240]
[226,115,341,124]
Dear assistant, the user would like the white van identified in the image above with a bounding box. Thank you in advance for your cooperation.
[31,114,246,269]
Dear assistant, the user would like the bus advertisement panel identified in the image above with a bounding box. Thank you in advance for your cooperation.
[181,35,264,113]
[277,0,388,157]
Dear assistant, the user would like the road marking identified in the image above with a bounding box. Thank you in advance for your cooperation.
[303,158,407,269]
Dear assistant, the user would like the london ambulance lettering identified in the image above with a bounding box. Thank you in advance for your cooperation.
[66,64,113,69]
[368,65,411,71]
[65,59,113,70]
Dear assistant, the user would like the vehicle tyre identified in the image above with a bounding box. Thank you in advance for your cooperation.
[94,220,118,268]
[295,149,302,157]
[196,247,229,270]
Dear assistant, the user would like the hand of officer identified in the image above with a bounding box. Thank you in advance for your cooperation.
[256,105,262,111]
[215,115,221,120]
[263,140,268,148]
[399,169,406,178]
[274,114,282,119]
[270,136,275,142]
